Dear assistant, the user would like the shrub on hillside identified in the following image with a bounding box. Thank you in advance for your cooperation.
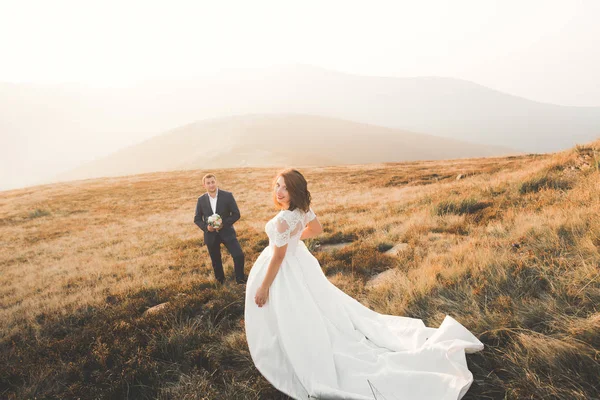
[434,198,490,216]
[28,208,50,219]
[519,174,573,194]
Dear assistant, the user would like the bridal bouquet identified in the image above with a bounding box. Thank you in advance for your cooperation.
[207,213,223,230]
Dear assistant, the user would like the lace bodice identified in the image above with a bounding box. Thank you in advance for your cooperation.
[265,208,316,254]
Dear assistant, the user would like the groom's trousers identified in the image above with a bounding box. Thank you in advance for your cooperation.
[206,234,245,283]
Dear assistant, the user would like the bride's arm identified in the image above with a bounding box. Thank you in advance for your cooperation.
[261,245,287,289]
[255,245,287,307]
[300,217,323,240]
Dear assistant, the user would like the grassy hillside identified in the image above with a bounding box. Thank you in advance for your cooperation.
[1,142,599,399]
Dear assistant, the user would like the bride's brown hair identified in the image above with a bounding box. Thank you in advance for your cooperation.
[273,169,311,212]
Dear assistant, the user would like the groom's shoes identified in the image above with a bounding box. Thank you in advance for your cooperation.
[214,276,246,285]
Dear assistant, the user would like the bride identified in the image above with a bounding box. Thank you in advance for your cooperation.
[244,169,484,400]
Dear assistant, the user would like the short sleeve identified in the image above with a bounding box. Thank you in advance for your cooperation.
[273,210,304,247]
[273,215,292,248]
[305,208,316,224]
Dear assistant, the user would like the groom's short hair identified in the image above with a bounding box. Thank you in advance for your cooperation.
[202,173,216,184]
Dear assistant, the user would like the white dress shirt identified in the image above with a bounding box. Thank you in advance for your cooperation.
[208,189,219,214]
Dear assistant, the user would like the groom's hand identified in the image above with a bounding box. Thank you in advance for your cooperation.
[207,225,215,232]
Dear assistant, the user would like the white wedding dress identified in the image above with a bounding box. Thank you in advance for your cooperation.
[244,208,484,400]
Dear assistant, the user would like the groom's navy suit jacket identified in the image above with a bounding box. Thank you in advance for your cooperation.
[194,190,240,246]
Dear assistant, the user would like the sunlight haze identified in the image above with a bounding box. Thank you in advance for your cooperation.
[1,0,600,191]
[1,0,599,105]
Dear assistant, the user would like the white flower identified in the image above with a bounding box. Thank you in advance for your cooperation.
[207,213,223,228]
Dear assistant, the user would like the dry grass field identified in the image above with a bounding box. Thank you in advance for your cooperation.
[1,142,599,399]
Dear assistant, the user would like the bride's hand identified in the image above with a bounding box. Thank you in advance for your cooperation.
[255,285,269,307]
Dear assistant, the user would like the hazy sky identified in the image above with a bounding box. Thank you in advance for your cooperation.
[1,0,599,106]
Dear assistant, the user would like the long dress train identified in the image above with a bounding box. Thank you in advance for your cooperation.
[245,208,483,400]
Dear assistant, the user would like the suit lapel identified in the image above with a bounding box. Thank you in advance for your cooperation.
[203,194,212,216]
[215,191,224,216]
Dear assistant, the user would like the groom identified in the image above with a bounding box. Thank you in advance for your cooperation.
[194,173,246,284]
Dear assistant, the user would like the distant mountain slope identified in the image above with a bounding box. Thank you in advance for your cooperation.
[3,65,599,189]
[56,114,516,181]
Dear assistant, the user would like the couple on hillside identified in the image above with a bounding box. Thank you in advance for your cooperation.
[194,170,483,400]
